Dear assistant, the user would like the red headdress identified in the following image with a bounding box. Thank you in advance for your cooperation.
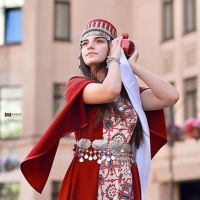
[80,19,117,42]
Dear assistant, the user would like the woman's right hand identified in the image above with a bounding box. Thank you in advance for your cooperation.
[109,36,123,59]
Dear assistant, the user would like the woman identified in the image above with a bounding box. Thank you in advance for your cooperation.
[21,19,179,200]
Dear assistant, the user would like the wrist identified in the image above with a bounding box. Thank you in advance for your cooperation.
[106,55,120,67]
[129,61,139,74]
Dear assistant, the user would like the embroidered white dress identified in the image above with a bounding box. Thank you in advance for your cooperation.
[97,98,137,200]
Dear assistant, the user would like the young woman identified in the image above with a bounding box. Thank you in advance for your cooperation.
[21,19,179,200]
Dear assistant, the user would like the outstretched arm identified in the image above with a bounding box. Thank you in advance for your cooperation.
[128,43,179,111]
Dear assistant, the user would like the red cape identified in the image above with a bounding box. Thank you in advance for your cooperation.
[20,76,167,200]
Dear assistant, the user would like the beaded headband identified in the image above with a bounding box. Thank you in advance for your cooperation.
[80,19,117,43]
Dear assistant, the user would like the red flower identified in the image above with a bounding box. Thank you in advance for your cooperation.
[183,118,200,140]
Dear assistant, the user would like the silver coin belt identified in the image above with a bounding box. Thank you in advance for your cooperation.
[76,138,135,165]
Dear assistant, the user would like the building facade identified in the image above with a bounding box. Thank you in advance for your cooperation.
[0,0,199,199]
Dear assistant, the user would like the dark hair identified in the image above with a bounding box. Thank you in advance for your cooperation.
[79,47,144,148]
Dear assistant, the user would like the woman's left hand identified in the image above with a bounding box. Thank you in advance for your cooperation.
[128,41,139,65]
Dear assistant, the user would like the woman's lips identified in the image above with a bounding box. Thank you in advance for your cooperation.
[87,52,97,56]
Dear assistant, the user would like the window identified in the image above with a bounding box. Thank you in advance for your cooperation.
[54,0,70,41]
[184,0,196,33]
[0,86,23,139]
[0,9,4,45]
[184,77,197,119]
[53,84,65,117]
[162,0,174,41]
[0,0,23,45]
[0,182,20,200]
[5,8,22,44]
[52,181,62,200]
[180,180,200,200]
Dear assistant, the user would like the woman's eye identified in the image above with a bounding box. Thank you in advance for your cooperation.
[82,42,88,46]
[96,39,104,43]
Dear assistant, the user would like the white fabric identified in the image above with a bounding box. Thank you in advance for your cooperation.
[119,49,151,200]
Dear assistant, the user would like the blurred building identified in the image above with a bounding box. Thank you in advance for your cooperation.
[0,0,199,199]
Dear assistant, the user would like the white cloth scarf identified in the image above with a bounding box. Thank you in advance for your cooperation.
[120,49,151,200]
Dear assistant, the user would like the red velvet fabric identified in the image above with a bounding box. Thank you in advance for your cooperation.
[20,76,167,200]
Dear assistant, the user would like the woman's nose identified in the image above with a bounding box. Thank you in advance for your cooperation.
[87,42,95,49]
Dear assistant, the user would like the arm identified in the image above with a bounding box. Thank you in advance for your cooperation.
[83,37,123,104]
[128,43,179,111]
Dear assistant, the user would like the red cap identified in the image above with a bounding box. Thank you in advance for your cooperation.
[80,19,117,42]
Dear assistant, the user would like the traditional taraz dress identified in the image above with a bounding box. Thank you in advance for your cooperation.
[21,76,167,200]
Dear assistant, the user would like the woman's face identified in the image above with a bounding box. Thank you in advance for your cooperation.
[81,35,109,71]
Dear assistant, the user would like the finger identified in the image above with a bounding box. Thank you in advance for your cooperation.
[112,36,122,43]
[111,38,119,45]
[111,37,122,48]
[111,40,117,47]
[132,40,138,50]
[129,40,138,54]
[117,36,123,46]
